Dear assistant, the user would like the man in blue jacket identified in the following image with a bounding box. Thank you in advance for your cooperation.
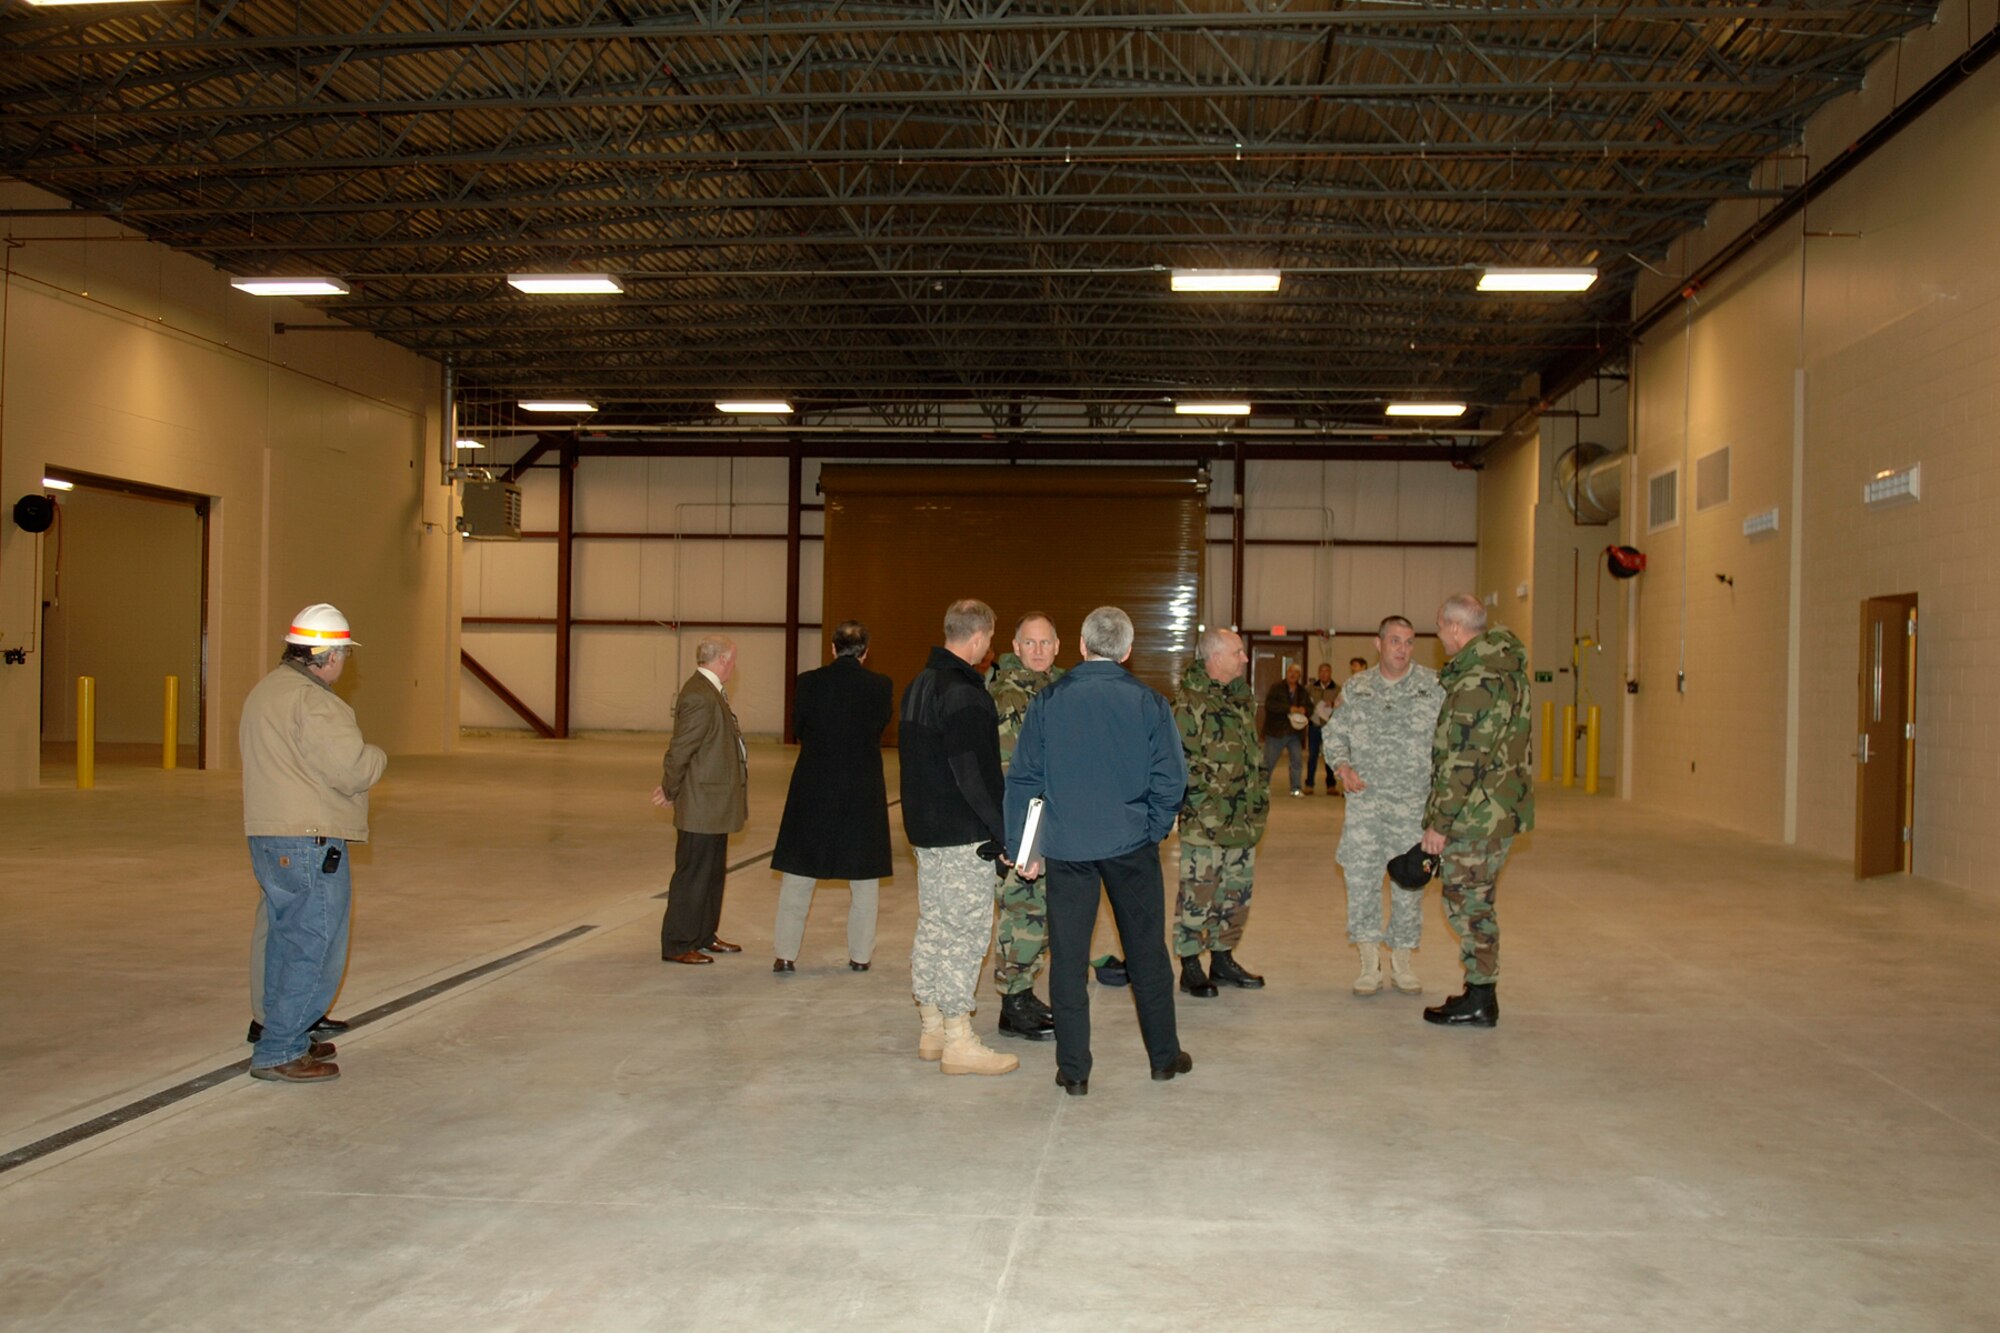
[1006,606,1191,1095]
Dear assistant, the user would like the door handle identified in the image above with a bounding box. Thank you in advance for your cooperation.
[1854,732,1870,763]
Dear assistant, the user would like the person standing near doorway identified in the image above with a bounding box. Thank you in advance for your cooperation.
[1262,664,1310,797]
[239,604,385,1084]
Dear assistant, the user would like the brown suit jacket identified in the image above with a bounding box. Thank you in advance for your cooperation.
[659,671,748,834]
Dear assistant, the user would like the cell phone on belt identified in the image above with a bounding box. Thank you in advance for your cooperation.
[322,846,342,873]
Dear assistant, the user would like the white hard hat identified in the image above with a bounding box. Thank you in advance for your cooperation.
[285,603,361,649]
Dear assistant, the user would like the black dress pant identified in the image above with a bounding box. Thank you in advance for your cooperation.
[660,829,729,957]
[1045,844,1180,1082]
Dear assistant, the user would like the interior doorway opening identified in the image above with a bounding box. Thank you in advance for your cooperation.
[39,469,210,777]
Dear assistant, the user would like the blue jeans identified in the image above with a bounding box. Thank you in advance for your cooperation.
[248,836,352,1068]
[249,892,351,1024]
[1263,734,1303,792]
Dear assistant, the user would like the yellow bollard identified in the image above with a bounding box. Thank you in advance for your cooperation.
[1539,701,1554,783]
[163,675,179,770]
[76,676,96,790]
[1560,703,1577,788]
[1584,705,1602,794]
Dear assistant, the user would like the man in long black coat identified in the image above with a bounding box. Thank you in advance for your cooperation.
[769,619,895,972]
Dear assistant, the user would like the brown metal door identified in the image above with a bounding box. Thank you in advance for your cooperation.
[1855,595,1917,878]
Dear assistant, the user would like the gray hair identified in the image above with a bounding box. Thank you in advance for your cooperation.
[1194,626,1234,661]
[1438,594,1487,634]
[695,634,736,666]
[943,599,994,643]
[1080,606,1134,660]
[281,643,345,668]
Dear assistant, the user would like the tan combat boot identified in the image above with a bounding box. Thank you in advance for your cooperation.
[917,1002,946,1061]
[1389,948,1422,994]
[939,1013,1019,1076]
[1353,942,1383,995]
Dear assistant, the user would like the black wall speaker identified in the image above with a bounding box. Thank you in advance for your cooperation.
[12,495,56,533]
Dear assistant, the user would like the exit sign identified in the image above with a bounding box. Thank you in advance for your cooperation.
[1534,671,1554,683]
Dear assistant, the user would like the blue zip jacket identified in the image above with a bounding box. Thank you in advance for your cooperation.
[1004,658,1188,862]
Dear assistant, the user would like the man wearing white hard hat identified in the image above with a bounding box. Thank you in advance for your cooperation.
[238,604,387,1083]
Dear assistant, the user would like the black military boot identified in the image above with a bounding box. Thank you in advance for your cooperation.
[1208,950,1265,989]
[997,991,1056,1041]
[1422,983,1498,1027]
[1179,954,1219,998]
[1022,989,1054,1023]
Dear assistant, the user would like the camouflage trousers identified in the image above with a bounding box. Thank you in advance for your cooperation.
[910,843,998,1016]
[1174,844,1255,956]
[1338,820,1424,949]
[1439,836,1513,986]
[992,867,1050,995]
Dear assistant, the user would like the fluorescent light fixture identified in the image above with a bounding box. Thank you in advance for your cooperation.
[1742,507,1780,536]
[1863,463,1920,507]
[518,399,598,413]
[506,272,624,295]
[1171,269,1282,293]
[1477,267,1598,293]
[455,438,486,450]
[230,276,351,297]
[716,400,795,414]
[42,477,76,491]
[1174,401,1252,416]
[1385,402,1468,418]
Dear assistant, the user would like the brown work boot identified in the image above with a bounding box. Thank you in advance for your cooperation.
[917,1002,946,1061]
[250,1054,340,1083]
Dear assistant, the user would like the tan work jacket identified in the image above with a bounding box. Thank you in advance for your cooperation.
[240,661,388,841]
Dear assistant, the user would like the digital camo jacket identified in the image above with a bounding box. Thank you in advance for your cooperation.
[1425,626,1535,841]
[1322,662,1443,806]
[989,652,1065,767]
[1174,661,1270,848]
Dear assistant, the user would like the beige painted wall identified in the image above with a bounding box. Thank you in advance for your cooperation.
[39,488,202,745]
[1624,36,2000,888]
[0,182,458,789]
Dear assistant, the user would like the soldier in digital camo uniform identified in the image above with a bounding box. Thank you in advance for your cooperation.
[988,612,1066,1041]
[1172,628,1271,997]
[1322,614,1444,997]
[1421,593,1535,1029]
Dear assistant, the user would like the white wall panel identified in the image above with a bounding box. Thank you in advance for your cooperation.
[462,538,555,618]
[572,540,644,620]
[575,457,650,530]
[517,468,559,531]
[1397,461,1479,540]
[460,626,555,730]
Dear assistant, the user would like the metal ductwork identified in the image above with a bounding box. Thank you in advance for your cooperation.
[1554,444,1626,525]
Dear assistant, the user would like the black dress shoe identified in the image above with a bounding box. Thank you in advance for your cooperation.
[849,960,870,972]
[998,992,1056,1041]
[1423,983,1499,1028]
[701,937,743,953]
[1178,955,1219,998]
[1151,1050,1194,1081]
[1209,950,1266,989]
[773,958,795,973]
[247,1013,347,1044]
[1055,1072,1089,1097]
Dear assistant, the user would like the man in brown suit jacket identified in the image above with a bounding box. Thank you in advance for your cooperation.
[652,635,750,964]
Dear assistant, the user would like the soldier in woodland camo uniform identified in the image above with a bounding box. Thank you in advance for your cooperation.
[1172,628,1271,996]
[1322,615,1444,997]
[1420,593,1535,1029]
[988,613,1065,1041]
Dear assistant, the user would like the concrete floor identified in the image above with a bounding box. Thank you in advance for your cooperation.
[2,733,1996,1330]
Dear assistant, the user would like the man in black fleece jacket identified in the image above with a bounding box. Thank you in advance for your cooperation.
[898,598,1018,1077]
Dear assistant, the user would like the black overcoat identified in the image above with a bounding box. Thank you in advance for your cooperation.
[770,654,895,880]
